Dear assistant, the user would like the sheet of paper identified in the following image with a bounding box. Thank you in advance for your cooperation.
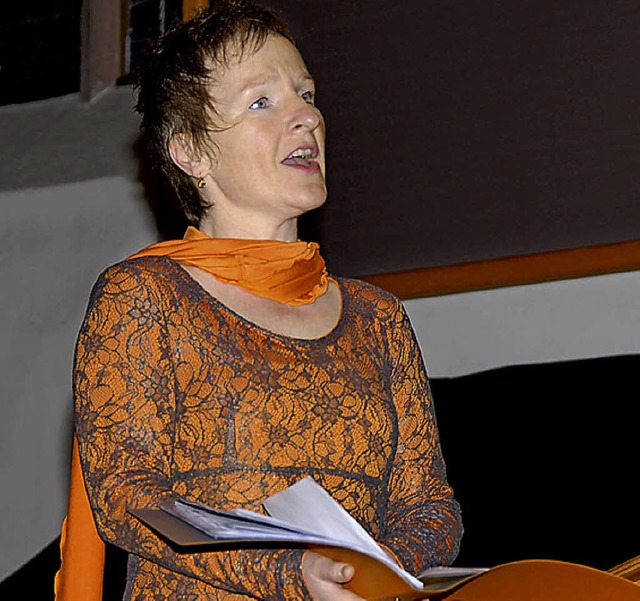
[263,476,424,589]
[165,500,338,545]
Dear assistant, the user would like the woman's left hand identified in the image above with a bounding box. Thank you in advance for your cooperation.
[302,551,366,601]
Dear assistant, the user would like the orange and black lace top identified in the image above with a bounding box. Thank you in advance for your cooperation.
[74,256,462,600]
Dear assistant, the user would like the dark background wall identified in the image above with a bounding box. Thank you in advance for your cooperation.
[267,0,640,276]
[431,355,639,571]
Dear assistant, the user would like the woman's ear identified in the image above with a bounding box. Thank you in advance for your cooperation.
[168,134,210,179]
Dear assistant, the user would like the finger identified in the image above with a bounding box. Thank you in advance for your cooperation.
[332,561,355,584]
[316,557,354,584]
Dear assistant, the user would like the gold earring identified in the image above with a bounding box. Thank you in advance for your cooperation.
[197,178,206,189]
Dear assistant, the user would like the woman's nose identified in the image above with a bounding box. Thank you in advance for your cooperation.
[289,97,321,132]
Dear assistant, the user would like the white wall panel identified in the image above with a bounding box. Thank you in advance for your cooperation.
[0,176,156,580]
[405,271,640,378]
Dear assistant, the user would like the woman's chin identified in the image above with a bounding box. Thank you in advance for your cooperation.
[296,186,328,214]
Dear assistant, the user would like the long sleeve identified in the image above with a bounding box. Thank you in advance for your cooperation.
[74,263,310,599]
[378,300,463,573]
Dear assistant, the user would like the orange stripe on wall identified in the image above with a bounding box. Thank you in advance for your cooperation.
[360,239,640,299]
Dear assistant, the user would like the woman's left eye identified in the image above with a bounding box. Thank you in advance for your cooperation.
[301,90,315,104]
[249,97,268,110]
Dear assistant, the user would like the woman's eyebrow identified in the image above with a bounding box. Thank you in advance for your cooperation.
[300,73,315,87]
[240,72,315,94]
[240,74,279,93]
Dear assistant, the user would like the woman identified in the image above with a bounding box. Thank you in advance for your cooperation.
[73,1,463,599]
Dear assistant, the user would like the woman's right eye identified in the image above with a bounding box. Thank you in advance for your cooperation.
[249,97,268,110]
[300,90,315,105]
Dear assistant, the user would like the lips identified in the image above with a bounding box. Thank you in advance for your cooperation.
[281,145,319,168]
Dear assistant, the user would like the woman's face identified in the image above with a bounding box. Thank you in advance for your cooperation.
[199,35,326,235]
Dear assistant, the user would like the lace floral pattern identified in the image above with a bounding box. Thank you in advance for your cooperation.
[74,257,462,600]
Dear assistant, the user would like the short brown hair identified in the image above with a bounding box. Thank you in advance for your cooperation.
[133,0,294,224]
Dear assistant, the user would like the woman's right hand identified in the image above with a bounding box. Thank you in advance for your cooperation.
[302,551,366,601]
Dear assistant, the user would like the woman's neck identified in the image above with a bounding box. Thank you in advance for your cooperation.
[198,213,298,242]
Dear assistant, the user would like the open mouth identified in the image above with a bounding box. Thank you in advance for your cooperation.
[282,146,319,168]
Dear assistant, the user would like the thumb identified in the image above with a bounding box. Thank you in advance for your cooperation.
[330,561,355,584]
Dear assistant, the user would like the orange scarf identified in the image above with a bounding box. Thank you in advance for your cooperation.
[55,436,104,601]
[129,227,329,306]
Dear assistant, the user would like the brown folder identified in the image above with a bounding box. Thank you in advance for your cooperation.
[314,547,640,600]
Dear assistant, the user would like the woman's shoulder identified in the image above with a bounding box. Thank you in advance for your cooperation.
[334,275,404,316]
[90,255,184,300]
[335,274,399,300]
[99,253,182,278]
